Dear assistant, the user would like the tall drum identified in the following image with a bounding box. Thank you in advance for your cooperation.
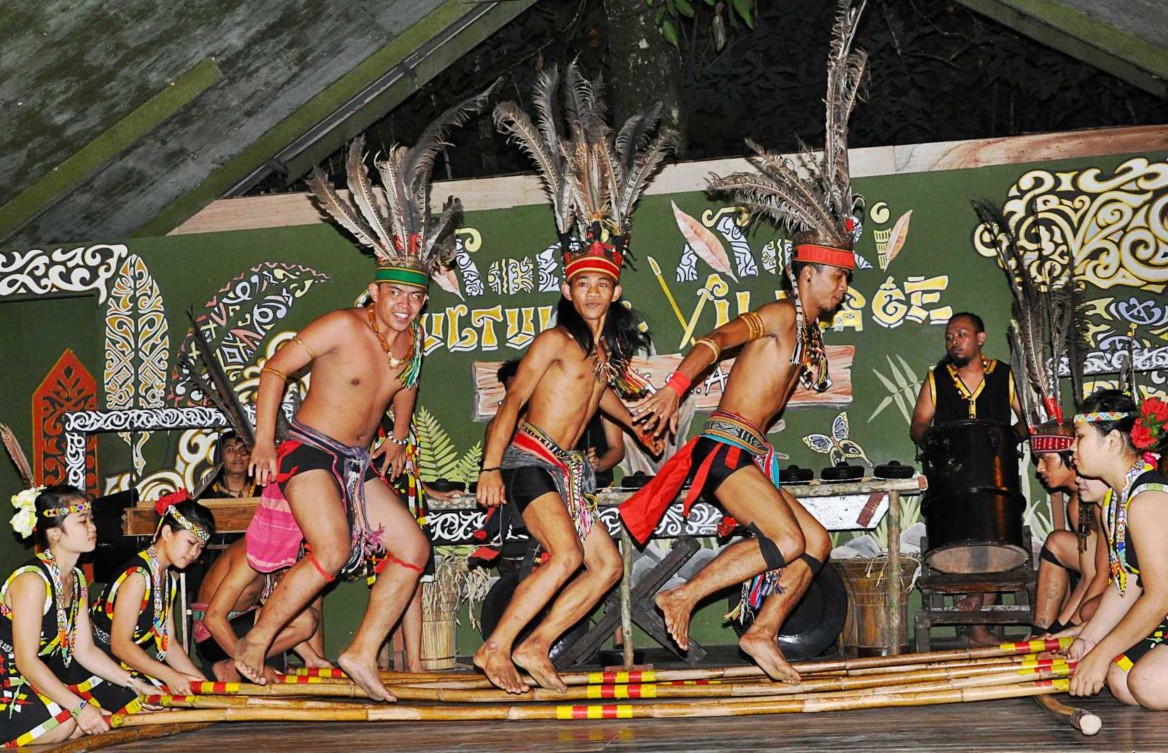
[921,420,1027,573]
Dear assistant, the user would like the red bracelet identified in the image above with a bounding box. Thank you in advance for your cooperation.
[665,371,691,398]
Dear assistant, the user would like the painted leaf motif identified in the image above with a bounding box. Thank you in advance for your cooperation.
[413,405,459,482]
[170,262,331,405]
[884,210,912,267]
[105,255,170,473]
[432,267,463,300]
[672,201,737,282]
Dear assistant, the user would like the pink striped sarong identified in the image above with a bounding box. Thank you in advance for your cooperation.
[246,483,303,573]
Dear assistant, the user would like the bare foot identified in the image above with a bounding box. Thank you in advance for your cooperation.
[338,652,396,702]
[739,631,800,685]
[655,588,694,650]
[262,665,282,685]
[234,635,270,685]
[966,625,1002,647]
[513,643,566,693]
[474,642,529,694]
[956,594,982,612]
[212,659,241,683]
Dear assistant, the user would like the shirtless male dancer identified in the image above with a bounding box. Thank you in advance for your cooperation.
[474,234,662,694]
[623,0,867,684]
[625,249,851,683]
[239,277,430,699]
[234,98,483,697]
[194,538,330,682]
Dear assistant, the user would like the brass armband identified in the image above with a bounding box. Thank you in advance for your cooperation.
[693,337,721,362]
[291,335,317,360]
[261,366,288,381]
[741,311,766,342]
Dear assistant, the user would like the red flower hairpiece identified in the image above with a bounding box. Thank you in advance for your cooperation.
[154,488,190,516]
[1132,397,1168,451]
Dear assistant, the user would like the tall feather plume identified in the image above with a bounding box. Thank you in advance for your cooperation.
[493,101,570,233]
[822,0,868,219]
[1,423,35,489]
[374,147,414,244]
[711,172,837,237]
[307,168,382,253]
[345,137,394,253]
[497,60,674,251]
[312,83,495,278]
[973,199,1055,424]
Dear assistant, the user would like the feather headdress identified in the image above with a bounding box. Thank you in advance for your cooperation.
[708,0,868,392]
[308,83,499,289]
[709,0,866,270]
[494,60,678,281]
[971,199,1081,454]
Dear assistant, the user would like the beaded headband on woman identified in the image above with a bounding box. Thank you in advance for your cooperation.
[153,489,211,543]
[1073,411,1135,425]
[10,486,91,539]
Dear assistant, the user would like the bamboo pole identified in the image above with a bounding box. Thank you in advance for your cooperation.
[147,666,1069,715]
[1034,695,1102,736]
[209,659,1072,703]
[112,679,1073,726]
[281,641,1069,692]
[41,722,215,753]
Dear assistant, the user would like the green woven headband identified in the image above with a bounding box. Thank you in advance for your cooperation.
[374,266,430,289]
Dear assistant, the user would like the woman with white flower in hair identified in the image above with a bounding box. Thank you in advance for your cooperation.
[1067,389,1168,709]
[88,489,213,706]
[2,485,154,747]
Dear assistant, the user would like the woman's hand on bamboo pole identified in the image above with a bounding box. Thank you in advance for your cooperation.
[164,672,204,697]
[1068,647,1109,697]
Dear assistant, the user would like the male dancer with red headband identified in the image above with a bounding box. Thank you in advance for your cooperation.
[474,226,661,694]
[625,239,851,684]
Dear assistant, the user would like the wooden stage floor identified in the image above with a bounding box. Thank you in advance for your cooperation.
[95,691,1159,752]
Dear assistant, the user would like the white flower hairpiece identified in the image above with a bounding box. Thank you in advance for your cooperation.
[10,486,44,539]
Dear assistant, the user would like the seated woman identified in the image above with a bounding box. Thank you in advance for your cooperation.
[1067,389,1168,708]
[208,431,258,498]
[89,490,213,703]
[2,485,153,747]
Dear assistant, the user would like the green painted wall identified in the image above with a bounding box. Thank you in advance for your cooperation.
[2,148,1166,658]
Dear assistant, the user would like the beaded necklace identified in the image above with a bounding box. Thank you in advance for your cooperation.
[143,546,170,658]
[1105,458,1155,596]
[38,550,78,668]
[366,305,413,369]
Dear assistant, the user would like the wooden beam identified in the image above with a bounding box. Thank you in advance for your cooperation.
[168,124,1168,236]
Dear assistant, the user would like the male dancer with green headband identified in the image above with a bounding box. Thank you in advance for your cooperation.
[235,110,478,698]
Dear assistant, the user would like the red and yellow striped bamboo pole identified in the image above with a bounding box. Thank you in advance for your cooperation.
[113,679,1074,726]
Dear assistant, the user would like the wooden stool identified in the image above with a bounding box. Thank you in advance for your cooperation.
[913,563,1035,651]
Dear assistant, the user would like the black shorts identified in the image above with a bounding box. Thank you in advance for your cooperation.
[688,437,758,502]
[276,439,379,497]
[1116,617,1168,671]
[501,466,559,516]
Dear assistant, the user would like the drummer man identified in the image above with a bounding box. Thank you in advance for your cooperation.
[909,311,1027,645]
[910,312,1027,444]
